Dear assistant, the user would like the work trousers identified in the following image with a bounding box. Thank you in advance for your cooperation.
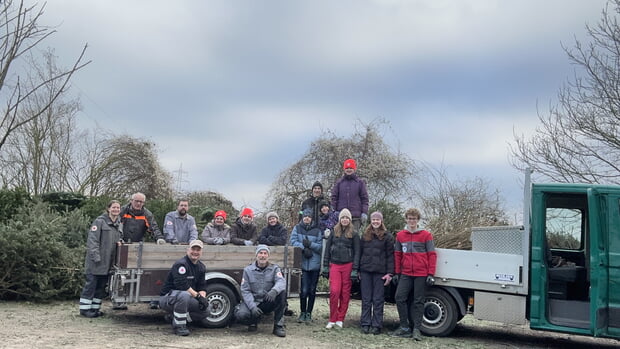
[79,274,108,312]
[160,290,209,327]
[234,292,285,327]
[360,271,386,328]
[328,262,353,322]
[394,274,426,330]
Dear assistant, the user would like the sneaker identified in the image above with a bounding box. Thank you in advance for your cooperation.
[391,327,412,338]
[248,323,258,332]
[412,328,422,341]
[361,325,370,334]
[273,325,286,337]
[305,313,312,323]
[92,310,104,317]
[326,322,335,329]
[335,321,343,329]
[284,308,295,316]
[297,312,306,323]
[173,325,190,336]
[371,327,381,335]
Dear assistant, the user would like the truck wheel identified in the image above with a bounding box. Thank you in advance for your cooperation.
[204,283,237,328]
[421,288,458,337]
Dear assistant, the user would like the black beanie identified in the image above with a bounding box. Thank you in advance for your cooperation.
[312,181,323,191]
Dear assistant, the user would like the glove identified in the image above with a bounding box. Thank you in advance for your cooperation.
[350,270,358,281]
[302,239,311,248]
[361,213,368,223]
[169,239,179,245]
[156,239,166,245]
[426,275,435,286]
[196,294,209,311]
[251,306,263,318]
[321,266,329,279]
[244,240,253,246]
[263,289,278,303]
[323,228,331,238]
[392,274,400,285]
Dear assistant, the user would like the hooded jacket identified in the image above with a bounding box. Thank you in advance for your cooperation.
[330,174,369,218]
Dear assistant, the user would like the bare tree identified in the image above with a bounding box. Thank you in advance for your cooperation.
[511,0,620,184]
[265,118,417,227]
[415,164,508,249]
[0,49,81,194]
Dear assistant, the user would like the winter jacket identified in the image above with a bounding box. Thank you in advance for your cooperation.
[120,203,163,242]
[201,222,231,245]
[324,229,360,269]
[241,262,286,310]
[163,210,198,243]
[289,222,323,271]
[230,218,258,245]
[258,223,288,246]
[160,255,207,295]
[359,231,395,275]
[299,194,325,225]
[394,228,437,277]
[85,214,121,275]
[330,174,369,218]
[318,209,338,232]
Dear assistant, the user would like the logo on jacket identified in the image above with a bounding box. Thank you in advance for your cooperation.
[178,266,186,274]
[403,246,407,252]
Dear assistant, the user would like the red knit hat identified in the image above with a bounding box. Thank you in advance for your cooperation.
[240,207,254,218]
[343,158,357,170]
[214,210,227,220]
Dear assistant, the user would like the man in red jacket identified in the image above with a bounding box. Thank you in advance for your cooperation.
[391,208,437,341]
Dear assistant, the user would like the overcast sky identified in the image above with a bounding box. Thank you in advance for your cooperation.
[35,0,608,222]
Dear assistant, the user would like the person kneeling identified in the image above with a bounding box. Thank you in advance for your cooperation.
[234,244,286,337]
[159,240,212,336]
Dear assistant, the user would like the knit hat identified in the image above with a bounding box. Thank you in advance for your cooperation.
[266,211,279,221]
[339,208,352,221]
[370,211,383,221]
[240,207,254,218]
[319,200,330,210]
[343,158,357,170]
[214,210,227,220]
[302,208,313,218]
[255,244,270,256]
[312,181,323,191]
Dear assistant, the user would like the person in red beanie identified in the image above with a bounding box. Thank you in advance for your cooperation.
[330,158,369,233]
[201,210,231,245]
[231,207,258,246]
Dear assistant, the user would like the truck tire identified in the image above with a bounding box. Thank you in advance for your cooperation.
[421,287,458,337]
[204,283,237,328]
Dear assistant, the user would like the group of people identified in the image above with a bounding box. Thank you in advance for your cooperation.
[79,158,437,341]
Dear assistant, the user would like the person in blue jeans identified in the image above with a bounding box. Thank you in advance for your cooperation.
[289,208,323,323]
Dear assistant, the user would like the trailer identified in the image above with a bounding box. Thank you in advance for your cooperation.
[418,171,620,340]
[109,244,302,327]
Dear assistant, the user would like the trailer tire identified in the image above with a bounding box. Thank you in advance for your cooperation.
[204,283,237,328]
[421,288,458,337]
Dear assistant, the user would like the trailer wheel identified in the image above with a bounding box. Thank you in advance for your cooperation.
[421,288,458,337]
[204,283,237,328]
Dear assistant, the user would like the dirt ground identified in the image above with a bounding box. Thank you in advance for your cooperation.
[0,296,618,349]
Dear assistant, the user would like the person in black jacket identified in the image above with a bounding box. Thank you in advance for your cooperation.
[258,211,287,246]
[159,240,211,336]
[322,208,360,329]
[358,211,394,335]
[298,181,324,224]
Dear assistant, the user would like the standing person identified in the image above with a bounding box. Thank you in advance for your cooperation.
[163,199,198,244]
[258,211,288,246]
[392,208,437,341]
[322,208,360,329]
[79,200,122,318]
[233,245,287,337]
[120,192,165,244]
[159,240,211,336]
[230,207,258,246]
[358,211,394,335]
[299,181,324,224]
[330,158,369,232]
[289,208,323,323]
[202,210,231,245]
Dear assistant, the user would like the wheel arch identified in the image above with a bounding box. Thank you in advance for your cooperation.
[206,272,241,302]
